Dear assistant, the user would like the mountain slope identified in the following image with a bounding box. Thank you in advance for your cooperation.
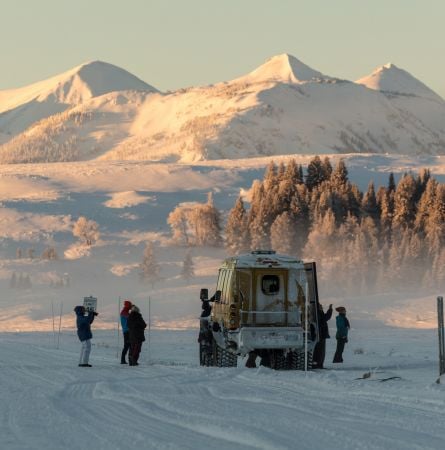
[1,55,444,163]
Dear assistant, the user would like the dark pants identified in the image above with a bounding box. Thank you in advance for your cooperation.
[121,331,130,363]
[313,339,326,368]
[333,338,346,363]
[129,341,143,365]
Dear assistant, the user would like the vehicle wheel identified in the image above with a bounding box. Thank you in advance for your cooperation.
[288,349,313,371]
[199,338,215,367]
[270,350,287,370]
[214,342,237,368]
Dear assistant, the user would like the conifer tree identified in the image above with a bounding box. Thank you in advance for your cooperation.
[283,158,302,185]
[305,156,325,190]
[388,172,396,193]
[330,159,348,188]
[225,197,249,254]
[392,174,417,231]
[180,250,195,281]
[139,242,160,287]
[414,178,437,236]
[270,211,298,255]
[424,184,445,257]
[321,156,333,180]
[263,160,277,191]
[362,181,379,222]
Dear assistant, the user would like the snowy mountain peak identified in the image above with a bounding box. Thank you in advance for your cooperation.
[0,60,157,113]
[62,60,158,100]
[356,63,442,101]
[240,53,331,84]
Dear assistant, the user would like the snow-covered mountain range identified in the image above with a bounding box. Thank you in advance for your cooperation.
[0,54,444,163]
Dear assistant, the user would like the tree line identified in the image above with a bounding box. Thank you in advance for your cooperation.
[45,156,440,296]
[212,156,444,295]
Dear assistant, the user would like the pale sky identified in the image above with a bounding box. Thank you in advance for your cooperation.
[1,0,444,97]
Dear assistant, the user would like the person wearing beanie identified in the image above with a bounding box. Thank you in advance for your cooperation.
[127,305,147,366]
[74,305,98,367]
[333,306,350,363]
[120,300,132,364]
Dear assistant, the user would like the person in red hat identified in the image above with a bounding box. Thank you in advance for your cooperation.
[120,300,132,364]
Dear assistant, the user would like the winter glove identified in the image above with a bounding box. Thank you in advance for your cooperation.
[93,312,99,316]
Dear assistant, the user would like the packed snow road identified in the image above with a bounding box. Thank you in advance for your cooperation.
[0,327,444,450]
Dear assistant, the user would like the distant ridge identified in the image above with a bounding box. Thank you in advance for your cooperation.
[0,54,444,163]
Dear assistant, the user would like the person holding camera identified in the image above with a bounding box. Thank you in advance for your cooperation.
[74,305,98,367]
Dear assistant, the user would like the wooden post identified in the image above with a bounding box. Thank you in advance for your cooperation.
[51,301,56,348]
[57,302,63,349]
[304,282,309,373]
[147,296,151,364]
[117,296,121,359]
[438,296,445,380]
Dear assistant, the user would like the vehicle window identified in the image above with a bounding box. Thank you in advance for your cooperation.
[223,270,233,304]
[218,270,227,302]
[261,275,280,295]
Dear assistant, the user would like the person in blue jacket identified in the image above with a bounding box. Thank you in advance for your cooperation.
[333,306,350,363]
[74,305,98,367]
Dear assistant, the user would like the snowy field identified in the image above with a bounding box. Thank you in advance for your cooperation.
[1,153,444,333]
[1,154,445,449]
[1,324,444,450]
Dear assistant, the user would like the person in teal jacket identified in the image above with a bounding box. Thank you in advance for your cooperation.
[333,306,350,363]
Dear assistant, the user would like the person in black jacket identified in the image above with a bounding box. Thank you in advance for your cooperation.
[312,303,333,369]
[127,305,147,366]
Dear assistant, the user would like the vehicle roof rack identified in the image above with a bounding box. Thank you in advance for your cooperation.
[251,250,276,255]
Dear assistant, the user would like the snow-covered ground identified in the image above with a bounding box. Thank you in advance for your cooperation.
[1,154,445,333]
[1,154,445,449]
[1,324,444,450]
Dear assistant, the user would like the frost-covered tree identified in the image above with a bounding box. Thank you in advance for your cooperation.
[305,156,325,190]
[167,204,191,246]
[270,211,298,255]
[139,242,160,287]
[362,181,379,222]
[9,272,17,289]
[73,216,100,246]
[41,247,58,260]
[225,196,249,254]
[392,174,417,231]
[180,250,195,281]
[190,193,222,247]
[330,159,348,188]
[168,193,222,247]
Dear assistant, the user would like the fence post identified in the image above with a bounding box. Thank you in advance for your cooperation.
[148,296,151,365]
[438,296,445,381]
